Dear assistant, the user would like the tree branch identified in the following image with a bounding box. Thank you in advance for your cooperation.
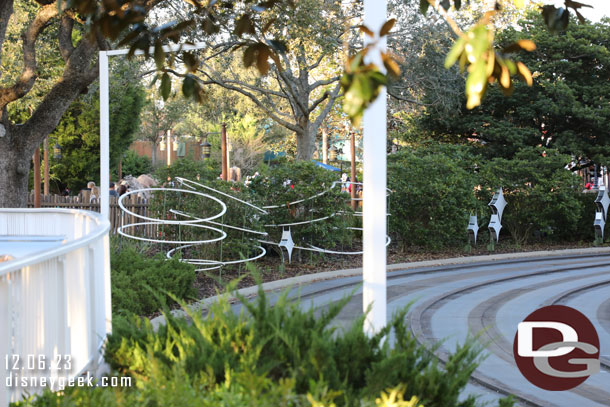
[312,82,341,130]
[309,91,329,114]
[387,89,426,106]
[197,72,300,133]
[0,0,14,76]
[58,15,75,62]
[0,4,58,111]
[309,76,340,92]
[21,36,98,147]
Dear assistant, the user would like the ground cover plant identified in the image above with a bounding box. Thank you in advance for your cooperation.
[14,274,515,407]
[111,244,196,316]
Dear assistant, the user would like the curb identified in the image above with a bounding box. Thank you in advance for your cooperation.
[150,246,610,328]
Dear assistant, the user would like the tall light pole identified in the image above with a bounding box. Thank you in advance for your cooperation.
[43,137,49,195]
[350,130,357,210]
[33,147,41,208]
[221,123,228,181]
[362,0,388,335]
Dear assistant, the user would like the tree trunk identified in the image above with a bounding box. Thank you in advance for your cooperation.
[0,124,34,207]
[295,118,318,160]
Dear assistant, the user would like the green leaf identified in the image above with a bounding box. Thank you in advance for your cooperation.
[160,73,171,100]
[465,59,487,109]
[182,75,196,98]
[445,36,466,68]
[419,0,430,15]
[154,41,165,71]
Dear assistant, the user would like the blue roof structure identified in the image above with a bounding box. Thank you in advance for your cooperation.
[312,160,341,172]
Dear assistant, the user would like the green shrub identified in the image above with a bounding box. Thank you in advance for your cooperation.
[100,277,512,407]
[478,148,584,245]
[148,160,356,264]
[111,247,196,316]
[388,144,480,249]
[121,150,153,177]
[249,160,356,252]
[154,157,219,184]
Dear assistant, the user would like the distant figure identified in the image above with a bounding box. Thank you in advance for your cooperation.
[87,181,99,203]
[61,187,70,196]
[341,173,348,192]
[230,166,241,182]
[585,182,593,190]
[109,182,119,198]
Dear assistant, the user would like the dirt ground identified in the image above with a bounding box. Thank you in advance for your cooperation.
[192,241,596,299]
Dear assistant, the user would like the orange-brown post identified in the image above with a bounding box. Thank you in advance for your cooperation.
[43,137,49,195]
[221,123,228,181]
[33,147,41,208]
[118,158,122,181]
[350,131,357,210]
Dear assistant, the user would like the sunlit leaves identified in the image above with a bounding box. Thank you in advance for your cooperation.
[341,20,399,125]
[341,51,387,126]
[444,21,535,109]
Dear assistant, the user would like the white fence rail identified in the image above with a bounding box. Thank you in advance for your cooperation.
[0,209,111,404]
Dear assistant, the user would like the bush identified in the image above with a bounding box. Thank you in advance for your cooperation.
[96,277,512,407]
[388,144,480,249]
[478,148,584,245]
[111,247,196,316]
[154,157,219,184]
[147,160,356,265]
[249,160,356,253]
[120,150,153,177]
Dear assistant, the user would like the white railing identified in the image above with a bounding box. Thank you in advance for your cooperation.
[0,209,111,404]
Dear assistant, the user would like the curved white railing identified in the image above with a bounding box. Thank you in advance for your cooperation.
[0,209,111,404]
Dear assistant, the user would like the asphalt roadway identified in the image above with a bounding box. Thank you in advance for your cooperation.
[152,248,610,407]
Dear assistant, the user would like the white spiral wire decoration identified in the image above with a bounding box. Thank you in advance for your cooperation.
[118,178,391,268]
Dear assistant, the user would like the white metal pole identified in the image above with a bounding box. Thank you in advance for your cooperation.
[99,51,110,220]
[362,0,387,335]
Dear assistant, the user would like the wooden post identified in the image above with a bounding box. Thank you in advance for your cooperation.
[322,128,328,165]
[33,147,41,208]
[351,131,357,210]
[166,130,172,167]
[118,158,122,180]
[221,123,228,181]
[43,137,50,195]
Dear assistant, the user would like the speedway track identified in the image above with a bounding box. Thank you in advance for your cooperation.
[285,252,610,407]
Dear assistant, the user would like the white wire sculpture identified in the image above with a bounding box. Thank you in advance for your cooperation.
[488,187,506,243]
[467,214,479,244]
[594,187,609,240]
[118,177,392,269]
